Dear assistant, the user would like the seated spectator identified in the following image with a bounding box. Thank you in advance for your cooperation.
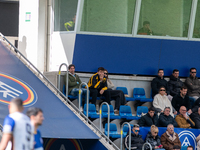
[187,146,194,150]
[190,107,200,129]
[185,68,200,101]
[153,86,176,117]
[151,69,169,99]
[158,107,177,127]
[196,134,200,149]
[88,67,111,109]
[191,97,200,113]
[161,124,181,150]
[172,86,192,113]
[138,107,158,127]
[65,64,88,109]
[173,145,181,150]
[168,69,183,101]
[138,21,154,35]
[104,69,127,114]
[175,106,195,128]
[124,124,144,150]
[145,125,164,150]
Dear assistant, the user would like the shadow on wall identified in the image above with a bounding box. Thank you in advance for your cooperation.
[18,36,27,57]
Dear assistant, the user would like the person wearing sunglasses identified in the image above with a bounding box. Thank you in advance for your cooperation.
[185,68,200,102]
[103,69,127,114]
[124,124,144,150]
[161,124,181,150]
[145,125,164,150]
[153,86,175,117]
[175,106,195,128]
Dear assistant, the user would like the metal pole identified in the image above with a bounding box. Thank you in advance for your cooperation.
[79,82,88,114]
[120,122,131,150]
[99,102,110,139]
[58,63,68,98]
[142,142,152,150]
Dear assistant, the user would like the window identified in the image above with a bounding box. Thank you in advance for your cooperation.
[80,0,136,34]
[193,1,200,38]
[137,0,192,37]
[54,0,78,31]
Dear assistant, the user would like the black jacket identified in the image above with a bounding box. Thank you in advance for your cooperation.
[145,132,162,150]
[192,98,200,112]
[124,132,144,150]
[168,75,183,96]
[88,73,107,91]
[172,94,191,112]
[190,112,200,129]
[158,113,178,127]
[139,113,159,127]
[151,76,169,98]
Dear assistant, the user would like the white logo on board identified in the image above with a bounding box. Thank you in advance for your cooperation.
[178,130,196,149]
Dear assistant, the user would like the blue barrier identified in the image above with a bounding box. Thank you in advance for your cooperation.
[139,127,200,149]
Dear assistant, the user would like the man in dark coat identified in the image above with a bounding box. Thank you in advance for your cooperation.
[190,107,200,129]
[124,124,144,150]
[168,69,183,101]
[151,69,169,98]
[158,107,178,127]
[172,86,192,113]
[138,107,159,127]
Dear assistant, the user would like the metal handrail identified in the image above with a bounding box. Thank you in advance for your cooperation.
[58,63,68,97]
[79,82,89,118]
[99,102,110,139]
[142,142,152,150]
[120,122,131,150]
[0,32,120,150]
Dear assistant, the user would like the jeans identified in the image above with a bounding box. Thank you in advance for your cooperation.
[70,88,88,106]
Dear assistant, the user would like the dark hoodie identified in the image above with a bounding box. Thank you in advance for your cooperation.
[168,75,183,96]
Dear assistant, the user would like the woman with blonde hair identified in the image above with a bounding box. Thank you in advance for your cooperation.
[145,125,164,150]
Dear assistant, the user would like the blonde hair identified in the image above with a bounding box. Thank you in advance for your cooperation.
[150,125,158,133]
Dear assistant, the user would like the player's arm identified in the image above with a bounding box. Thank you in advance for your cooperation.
[0,133,12,150]
[0,116,15,150]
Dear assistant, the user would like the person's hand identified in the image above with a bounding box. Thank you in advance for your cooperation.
[99,74,104,81]
[100,89,104,95]
[183,114,189,120]
[165,92,167,96]
[188,109,192,114]
[154,146,159,149]
[174,111,177,115]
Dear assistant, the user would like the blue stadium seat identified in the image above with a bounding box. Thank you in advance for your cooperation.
[119,106,139,120]
[101,105,121,119]
[83,104,99,118]
[116,87,136,101]
[122,124,133,138]
[181,146,187,150]
[104,123,121,138]
[133,88,153,102]
[136,106,148,118]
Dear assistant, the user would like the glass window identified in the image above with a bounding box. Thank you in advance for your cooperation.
[54,0,78,31]
[80,0,136,34]
[137,0,192,37]
[193,1,200,38]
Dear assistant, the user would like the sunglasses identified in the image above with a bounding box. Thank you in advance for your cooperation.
[191,72,196,73]
[135,130,140,132]
[154,132,158,134]
[160,89,166,91]
[104,73,108,75]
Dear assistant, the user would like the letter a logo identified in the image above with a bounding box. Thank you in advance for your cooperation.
[182,137,191,146]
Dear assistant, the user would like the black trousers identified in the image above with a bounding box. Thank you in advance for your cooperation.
[108,89,127,110]
[89,89,111,106]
